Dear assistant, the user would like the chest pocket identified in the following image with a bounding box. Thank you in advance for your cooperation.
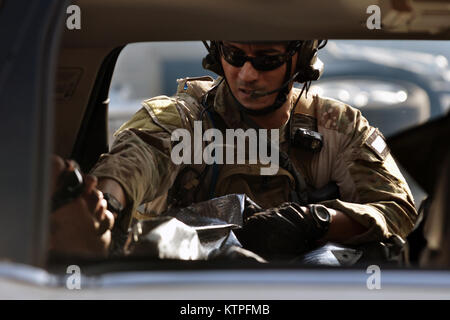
[214,164,296,209]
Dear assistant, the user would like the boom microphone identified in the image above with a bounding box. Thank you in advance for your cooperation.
[249,71,300,98]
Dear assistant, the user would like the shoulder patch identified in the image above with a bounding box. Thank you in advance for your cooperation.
[364,128,390,161]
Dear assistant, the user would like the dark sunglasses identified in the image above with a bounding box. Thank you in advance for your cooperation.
[220,43,298,71]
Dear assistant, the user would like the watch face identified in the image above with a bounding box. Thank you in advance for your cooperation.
[314,205,331,223]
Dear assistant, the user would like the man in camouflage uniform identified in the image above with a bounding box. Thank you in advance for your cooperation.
[92,41,418,258]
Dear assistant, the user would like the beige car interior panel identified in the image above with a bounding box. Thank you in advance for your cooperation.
[54,48,114,158]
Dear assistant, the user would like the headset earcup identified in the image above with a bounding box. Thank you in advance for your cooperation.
[202,42,224,76]
[202,54,224,76]
[295,40,323,83]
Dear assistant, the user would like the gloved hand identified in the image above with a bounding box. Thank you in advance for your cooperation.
[235,202,329,258]
[242,196,263,220]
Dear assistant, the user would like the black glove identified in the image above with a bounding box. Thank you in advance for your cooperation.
[235,202,330,258]
[242,196,263,220]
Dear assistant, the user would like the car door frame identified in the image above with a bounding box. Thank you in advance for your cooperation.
[0,0,70,267]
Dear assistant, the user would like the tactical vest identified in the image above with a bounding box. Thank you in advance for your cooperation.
[158,77,339,212]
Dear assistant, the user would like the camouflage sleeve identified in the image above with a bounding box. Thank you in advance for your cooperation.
[91,126,179,217]
[317,99,418,244]
[91,93,205,225]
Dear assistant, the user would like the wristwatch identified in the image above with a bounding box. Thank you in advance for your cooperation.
[307,204,331,239]
[103,193,124,217]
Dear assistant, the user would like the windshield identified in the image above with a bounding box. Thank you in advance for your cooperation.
[101,39,450,270]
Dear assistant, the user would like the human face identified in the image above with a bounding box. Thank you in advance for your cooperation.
[220,41,296,111]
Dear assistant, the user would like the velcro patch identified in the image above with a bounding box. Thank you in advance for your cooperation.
[364,129,389,161]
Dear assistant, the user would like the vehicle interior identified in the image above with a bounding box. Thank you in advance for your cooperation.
[1,0,450,297]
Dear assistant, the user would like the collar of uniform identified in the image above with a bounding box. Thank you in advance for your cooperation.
[290,86,317,118]
[213,80,249,130]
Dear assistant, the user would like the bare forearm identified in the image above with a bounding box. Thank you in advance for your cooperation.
[323,208,367,242]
